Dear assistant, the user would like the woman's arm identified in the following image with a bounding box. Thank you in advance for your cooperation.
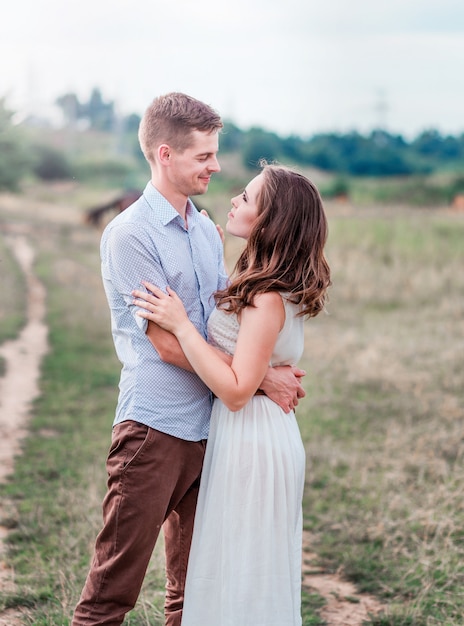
[133,283,285,411]
[146,317,304,412]
[147,317,305,411]
[146,320,234,371]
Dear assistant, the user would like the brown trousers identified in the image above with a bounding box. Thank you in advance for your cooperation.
[72,420,206,626]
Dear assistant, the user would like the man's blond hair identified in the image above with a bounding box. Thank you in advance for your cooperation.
[138,92,223,163]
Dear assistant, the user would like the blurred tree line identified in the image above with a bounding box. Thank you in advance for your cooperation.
[225,123,464,176]
[1,88,464,202]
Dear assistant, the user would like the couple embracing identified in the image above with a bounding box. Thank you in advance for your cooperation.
[72,92,330,626]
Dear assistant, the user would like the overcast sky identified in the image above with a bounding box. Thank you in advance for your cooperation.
[1,0,463,138]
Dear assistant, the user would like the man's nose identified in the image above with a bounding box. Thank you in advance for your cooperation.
[209,156,221,173]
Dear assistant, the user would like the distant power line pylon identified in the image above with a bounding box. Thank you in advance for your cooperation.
[373,89,389,130]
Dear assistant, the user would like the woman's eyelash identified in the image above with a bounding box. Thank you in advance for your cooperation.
[242,192,247,201]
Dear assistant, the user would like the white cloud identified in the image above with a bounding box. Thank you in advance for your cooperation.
[1,0,463,136]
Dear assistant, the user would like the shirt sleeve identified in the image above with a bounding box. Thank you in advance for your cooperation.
[102,222,167,329]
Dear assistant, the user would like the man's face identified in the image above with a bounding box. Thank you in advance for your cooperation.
[168,130,221,197]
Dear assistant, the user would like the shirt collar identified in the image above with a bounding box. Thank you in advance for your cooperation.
[142,181,200,228]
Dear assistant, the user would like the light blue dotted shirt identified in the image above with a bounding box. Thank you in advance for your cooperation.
[101,182,228,441]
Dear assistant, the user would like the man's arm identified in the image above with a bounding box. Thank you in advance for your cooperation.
[147,320,306,413]
[259,366,306,413]
[146,321,194,371]
[146,320,234,370]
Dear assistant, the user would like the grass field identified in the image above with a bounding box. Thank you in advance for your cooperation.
[300,205,464,624]
[0,233,27,376]
[0,182,463,625]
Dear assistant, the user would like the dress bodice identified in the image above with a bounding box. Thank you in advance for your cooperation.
[207,296,304,366]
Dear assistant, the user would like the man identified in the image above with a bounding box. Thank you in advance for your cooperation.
[72,92,305,626]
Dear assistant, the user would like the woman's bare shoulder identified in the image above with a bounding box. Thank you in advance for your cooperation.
[243,291,285,330]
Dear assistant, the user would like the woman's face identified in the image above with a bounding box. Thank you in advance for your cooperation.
[226,173,263,239]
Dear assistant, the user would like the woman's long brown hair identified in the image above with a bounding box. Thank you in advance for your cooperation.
[215,164,331,318]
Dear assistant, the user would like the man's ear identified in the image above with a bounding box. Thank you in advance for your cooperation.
[158,144,171,165]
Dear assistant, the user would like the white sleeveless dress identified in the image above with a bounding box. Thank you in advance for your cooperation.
[181,298,306,626]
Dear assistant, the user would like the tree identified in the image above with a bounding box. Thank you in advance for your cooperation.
[83,88,115,131]
[55,92,82,126]
[242,127,281,169]
[0,98,33,190]
[122,113,142,134]
[55,88,116,131]
[220,121,244,152]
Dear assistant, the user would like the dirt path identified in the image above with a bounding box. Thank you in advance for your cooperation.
[0,232,49,482]
[0,222,385,625]
[0,229,48,625]
[301,532,385,624]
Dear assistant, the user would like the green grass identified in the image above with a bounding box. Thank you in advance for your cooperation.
[1,184,464,624]
[0,232,27,346]
[297,210,464,623]
[343,172,463,207]
[0,216,166,624]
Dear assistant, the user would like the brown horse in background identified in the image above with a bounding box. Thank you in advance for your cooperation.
[85,189,208,227]
[84,190,141,227]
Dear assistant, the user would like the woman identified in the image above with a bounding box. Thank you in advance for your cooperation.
[132,164,331,626]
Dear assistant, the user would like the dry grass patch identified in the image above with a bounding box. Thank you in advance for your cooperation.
[297,208,464,623]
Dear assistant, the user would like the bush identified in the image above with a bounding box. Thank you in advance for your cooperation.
[72,157,137,185]
[0,99,34,190]
[320,177,350,199]
[32,145,72,181]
